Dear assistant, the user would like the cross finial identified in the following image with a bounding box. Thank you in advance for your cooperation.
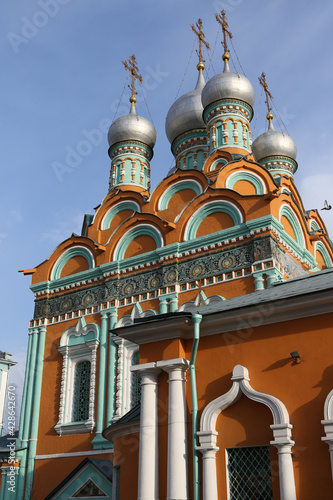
[216,10,233,62]
[122,54,143,106]
[258,72,274,122]
[190,18,210,72]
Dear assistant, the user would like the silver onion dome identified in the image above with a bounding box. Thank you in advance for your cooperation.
[165,70,206,144]
[201,58,255,110]
[252,119,297,161]
[108,104,156,149]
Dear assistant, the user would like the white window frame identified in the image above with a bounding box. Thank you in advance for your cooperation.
[55,319,99,436]
[113,337,139,421]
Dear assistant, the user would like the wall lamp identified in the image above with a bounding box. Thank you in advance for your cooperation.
[290,351,301,364]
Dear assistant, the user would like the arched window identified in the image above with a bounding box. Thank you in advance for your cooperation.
[72,361,91,422]
[131,351,141,408]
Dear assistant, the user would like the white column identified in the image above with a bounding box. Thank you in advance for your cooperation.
[157,358,189,500]
[321,420,333,479]
[197,430,219,500]
[131,362,161,500]
[271,424,297,500]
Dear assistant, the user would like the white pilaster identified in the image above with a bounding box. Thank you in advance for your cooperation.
[197,430,219,500]
[131,362,161,500]
[157,358,189,500]
[270,424,297,500]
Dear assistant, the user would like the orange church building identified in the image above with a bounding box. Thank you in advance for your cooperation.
[1,11,333,500]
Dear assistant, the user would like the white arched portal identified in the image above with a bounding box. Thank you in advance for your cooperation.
[321,389,333,480]
[197,365,297,500]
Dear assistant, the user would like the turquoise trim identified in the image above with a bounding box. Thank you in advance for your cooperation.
[185,201,243,240]
[210,158,228,172]
[203,98,253,123]
[49,462,112,499]
[259,155,297,175]
[190,314,202,500]
[92,311,109,450]
[106,308,118,425]
[280,205,304,247]
[310,220,320,231]
[16,334,33,448]
[51,246,95,281]
[31,216,318,298]
[172,129,207,156]
[24,326,46,500]
[316,242,332,268]
[114,224,163,261]
[101,201,139,230]
[226,172,265,195]
[159,181,202,210]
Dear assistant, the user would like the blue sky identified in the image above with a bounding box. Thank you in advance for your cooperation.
[1,0,333,406]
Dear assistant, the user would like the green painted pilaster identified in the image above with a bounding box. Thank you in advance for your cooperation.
[17,330,38,500]
[92,310,110,449]
[16,333,33,449]
[159,297,168,314]
[253,272,265,291]
[24,326,46,500]
[106,308,118,426]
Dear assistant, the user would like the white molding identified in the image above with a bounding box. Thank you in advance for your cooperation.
[322,389,333,480]
[55,320,99,436]
[197,365,296,500]
[226,170,266,194]
[101,200,141,230]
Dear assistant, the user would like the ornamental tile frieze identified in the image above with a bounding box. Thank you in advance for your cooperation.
[33,236,295,319]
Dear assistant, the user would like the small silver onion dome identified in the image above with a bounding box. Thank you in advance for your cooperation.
[201,57,255,110]
[252,117,297,161]
[108,103,156,149]
[165,70,206,144]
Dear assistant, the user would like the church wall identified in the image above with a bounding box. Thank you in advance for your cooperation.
[113,433,139,500]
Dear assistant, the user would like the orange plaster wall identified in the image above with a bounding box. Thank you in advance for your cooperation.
[196,212,234,238]
[316,250,327,270]
[232,179,257,196]
[33,453,113,499]
[134,312,333,500]
[124,235,157,259]
[161,189,197,220]
[60,256,90,278]
[216,397,280,499]
[281,215,297,242]
[140,338,186,364]
[113,433,139,500]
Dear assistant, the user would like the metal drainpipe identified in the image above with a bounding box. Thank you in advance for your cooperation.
[190,313,202,500]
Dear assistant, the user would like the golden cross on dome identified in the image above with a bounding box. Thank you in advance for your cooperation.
[122,54,143,105]
[190,18,210,71]
[258,72,274,121]
[216,10,233,61]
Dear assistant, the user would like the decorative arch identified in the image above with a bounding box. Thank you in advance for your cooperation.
[209,158,228,172]
[322,389,333,481]
[101,201,141,230]
[114,303,158,328]
[226,170,266,195]
[315,241,332,268]
[197,365,296,500]
[51,246,95,281]
[55,318,100,436]
[310,219,321,231]
[279,204,305,247]
[113,224,164,261]
[60,317,100,346]
[184,200,243,241]
[179,293,225,313]
[158,180,203,211]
